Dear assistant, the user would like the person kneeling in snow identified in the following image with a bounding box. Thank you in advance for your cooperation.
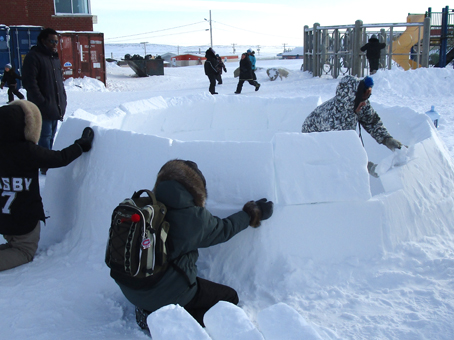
[116,159,273,331]
[0,100,94,271]
[301,75,403,177]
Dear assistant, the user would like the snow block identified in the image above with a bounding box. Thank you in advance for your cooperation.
[204,301,264,340]
[171,140,276,205]
[274,131,371,204]
[378,132,454,249]
[257,303,323,340]
[268,202,384,262]
[147,304,211,340]
[41,118,173,248]
[266,96,320,132]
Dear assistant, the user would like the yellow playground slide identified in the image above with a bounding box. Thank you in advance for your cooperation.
[392,14,425,70]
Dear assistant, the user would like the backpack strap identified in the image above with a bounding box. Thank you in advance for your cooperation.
[358,121,365,147]
[132,189,158,205]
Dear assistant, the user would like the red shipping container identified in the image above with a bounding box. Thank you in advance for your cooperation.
[57,31,106,85]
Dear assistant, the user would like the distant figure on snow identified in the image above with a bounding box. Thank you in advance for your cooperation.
[247,49,257,80]
[1,63,25,103]
[360,34,386,75]
[215,54,227,85]
[0,100,94,271]
[114,159,273,331]
[204,48,219,95]
[235,53,260,94]
[301,75,403,177]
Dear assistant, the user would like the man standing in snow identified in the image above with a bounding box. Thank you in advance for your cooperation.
[115,159,273,331]
[22,28,67,175]
[204,47,219,94]
[0,100,94,271]
[360,34,386,75]
[301,76,403,176]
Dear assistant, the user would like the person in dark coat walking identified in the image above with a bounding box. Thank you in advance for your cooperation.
[235,53,260,94]
[22,28,67,175]
[215,54,227,85]
[115,159,273,331]
[0,100,94,271]
[204,48,219,94]
[360,34,386,74]
[1,63,25,103]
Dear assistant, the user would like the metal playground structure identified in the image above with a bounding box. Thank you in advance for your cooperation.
[303,6,454,78]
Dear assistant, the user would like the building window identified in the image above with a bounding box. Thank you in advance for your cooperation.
[55,0,90,14]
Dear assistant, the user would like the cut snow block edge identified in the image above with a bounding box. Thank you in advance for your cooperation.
[203,301,264,340]
[147,304,211,340]
[257,302,323,340]
[274,130,371,205]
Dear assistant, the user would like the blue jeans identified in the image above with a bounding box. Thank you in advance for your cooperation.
[38,119,58,150]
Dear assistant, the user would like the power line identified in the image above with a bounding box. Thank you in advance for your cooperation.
[108,29,210,43]
[213,20,300,40]
[105,21,206,40]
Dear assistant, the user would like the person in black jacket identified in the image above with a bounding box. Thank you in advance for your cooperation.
[215,54,227,85]
[235,53,260,94]
[0,100,94,271]
[22,28,67,175]
[360,34,386,75]
[0,63,25,103]
[116,159,273,331]
[204,48,219,94]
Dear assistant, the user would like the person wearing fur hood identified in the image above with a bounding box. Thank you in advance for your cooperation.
[301,76,403,176]
[0,100,94,271]
[116,159,273,331]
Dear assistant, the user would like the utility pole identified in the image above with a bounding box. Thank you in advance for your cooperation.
[283,43,287,52]
[205,11,213,48]
[140,42,148,57]
[232,43,236,54]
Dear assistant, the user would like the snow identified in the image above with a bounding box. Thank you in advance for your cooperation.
[147,305,211,340]
[204,301,264,340]
[1,44,454,339]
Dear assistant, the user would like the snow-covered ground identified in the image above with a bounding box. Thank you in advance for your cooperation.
[1,44,454,340]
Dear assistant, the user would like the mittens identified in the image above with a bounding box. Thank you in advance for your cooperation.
[383,137,402,151]
[75,127,94,152]
[242,198,274,228]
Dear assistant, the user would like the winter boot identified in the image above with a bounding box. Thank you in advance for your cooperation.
[255,83,261,91]
[135,306,151,331]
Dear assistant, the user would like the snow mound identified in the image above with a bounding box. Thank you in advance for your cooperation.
[65,76,108,92]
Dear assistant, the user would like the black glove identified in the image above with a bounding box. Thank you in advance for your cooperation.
[256,198,273,220]
[75,127,94,152]
[242,198,274,228]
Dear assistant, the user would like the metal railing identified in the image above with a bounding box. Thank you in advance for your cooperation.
[303,18,431,78]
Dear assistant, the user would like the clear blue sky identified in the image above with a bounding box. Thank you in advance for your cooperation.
[91,0,448,46]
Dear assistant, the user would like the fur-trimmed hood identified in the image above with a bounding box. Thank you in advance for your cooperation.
[0,100,42,143]
[153,159,207,207]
